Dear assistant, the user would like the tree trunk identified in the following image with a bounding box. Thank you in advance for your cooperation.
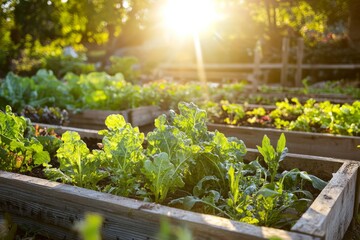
[348,0,360,51]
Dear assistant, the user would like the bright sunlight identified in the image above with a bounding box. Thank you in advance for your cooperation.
[162,0,219,35]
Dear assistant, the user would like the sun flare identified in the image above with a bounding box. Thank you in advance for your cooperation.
[163,0,218,35]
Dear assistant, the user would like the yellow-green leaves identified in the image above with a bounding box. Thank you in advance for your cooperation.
[172,102,208,142]
[0,106,50,172]
[221,101,245,125]
[103,114,127,131]
[100,114,145,197]
[45,131,107,189]
[257,133,288,183]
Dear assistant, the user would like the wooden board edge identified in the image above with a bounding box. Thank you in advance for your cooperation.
[208,123,360,161]
[208,123,360,140]
[33,123,101,139]
[291,161,360,240]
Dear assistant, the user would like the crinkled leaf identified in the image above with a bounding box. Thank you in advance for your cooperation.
[46,131,106,189]
[104,114,127,131]
[172,102,208,142]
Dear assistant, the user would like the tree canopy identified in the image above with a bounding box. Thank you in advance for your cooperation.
[0,0,358,77]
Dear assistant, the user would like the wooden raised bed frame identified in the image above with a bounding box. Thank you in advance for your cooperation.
[67,106,164,130]
[0,150,358,240]
[208,123,360,161]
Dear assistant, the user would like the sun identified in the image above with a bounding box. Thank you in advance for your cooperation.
[162,0,218,35]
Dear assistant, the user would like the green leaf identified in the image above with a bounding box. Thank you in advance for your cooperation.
[180,196,202,210]
[193,176,218,197]
[143,152,184,203]
[257,188,281,198]
[276,133,286,154]
[46,131,106,189]
[33,151,50,165]
[309,175,328,190]
[104,114,127,131]
[172,102,208,142]
[299,171,312,182]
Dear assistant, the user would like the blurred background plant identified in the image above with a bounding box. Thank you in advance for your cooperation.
[0,0,360,82]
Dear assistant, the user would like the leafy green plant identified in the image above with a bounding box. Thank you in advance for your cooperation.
[44,131,107,190]
[44,54,95,78]
[0,106,50,172]
[143,152,185,203]
[207,98,360,136]
[65,72,142,110]
[21,105,69,125]
[0,70,74,112]
[221,101,246,125]
[257,134,287,183]
[99,114,145,197]
[144,118,191,202]
[107,56,140,84]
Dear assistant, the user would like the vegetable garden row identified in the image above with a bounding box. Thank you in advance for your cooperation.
[0,70,359,239]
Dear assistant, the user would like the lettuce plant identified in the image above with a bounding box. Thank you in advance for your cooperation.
[0,106,50,172]
[44,131,107,190]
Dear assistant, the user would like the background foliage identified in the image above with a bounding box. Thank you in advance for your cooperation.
[0,0,359,80]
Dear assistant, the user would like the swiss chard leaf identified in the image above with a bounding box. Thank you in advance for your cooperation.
[257,133,288,183]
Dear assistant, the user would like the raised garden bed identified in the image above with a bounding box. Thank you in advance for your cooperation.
[245,92,356,105]
[67,105,165,130]
[208,123,360,161]
[0,151,358,240]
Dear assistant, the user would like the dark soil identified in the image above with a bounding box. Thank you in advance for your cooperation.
[343,218,360,240]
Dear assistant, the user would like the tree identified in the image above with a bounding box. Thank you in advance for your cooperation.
[348,0,360,51]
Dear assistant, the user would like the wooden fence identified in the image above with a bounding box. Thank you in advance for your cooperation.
[156,38,360,87]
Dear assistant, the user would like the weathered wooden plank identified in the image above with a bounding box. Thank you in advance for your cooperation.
[33,123,100,139]
[67,107,165,130]
[68,109,130,130]
[208,123,360,161]
[130,106,167,127]
[0,171,319,240]
[292,162,359,240]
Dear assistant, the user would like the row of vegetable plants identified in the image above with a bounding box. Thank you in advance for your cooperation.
[1,102,327,228]
[202,98,360,161]
[0,70,205,125]
[204,98,360,136]
[242,80,359,105]
[1,69,357,127]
